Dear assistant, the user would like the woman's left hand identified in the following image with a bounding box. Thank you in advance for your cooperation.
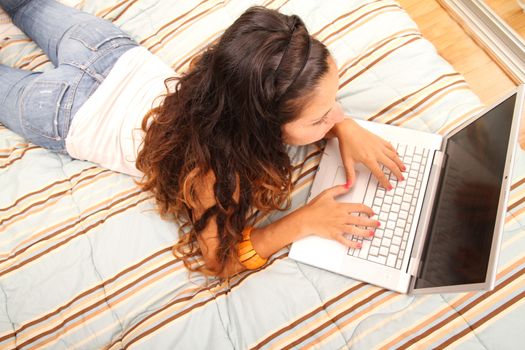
[331,118,406,190]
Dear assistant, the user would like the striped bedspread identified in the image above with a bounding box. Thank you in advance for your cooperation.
[1,0,524,348]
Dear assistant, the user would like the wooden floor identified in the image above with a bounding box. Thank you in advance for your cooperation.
[486,0,525,39]
[399,0,524,148]
[398,0,517,105]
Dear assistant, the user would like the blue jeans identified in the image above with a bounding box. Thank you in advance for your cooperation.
[0,0,138,154]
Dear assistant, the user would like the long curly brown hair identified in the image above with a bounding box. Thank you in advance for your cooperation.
[135,6,330,278]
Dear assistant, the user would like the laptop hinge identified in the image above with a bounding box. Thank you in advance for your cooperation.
[408,257,420,276]
[433,150,445,168]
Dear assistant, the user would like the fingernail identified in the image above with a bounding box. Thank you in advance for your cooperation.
[344,180,352,189]
[356,243,362,249]
[400,175,405,181]
[369,231,375,237]
[388,185,393,191]
[402,165,407,171]
[377,221,381,227]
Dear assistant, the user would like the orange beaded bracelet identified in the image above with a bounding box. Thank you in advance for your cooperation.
[237,226,268,270]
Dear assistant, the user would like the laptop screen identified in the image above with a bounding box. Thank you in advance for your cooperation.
[414,92,517,289]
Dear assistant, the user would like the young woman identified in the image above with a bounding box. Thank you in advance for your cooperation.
[0,0,405,279]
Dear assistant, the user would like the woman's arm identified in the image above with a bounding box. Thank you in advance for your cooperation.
[326,116,405,189]
[195,171,379,278]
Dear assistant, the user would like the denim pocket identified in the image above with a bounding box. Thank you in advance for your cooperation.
[69,19,134,51]
[20,80,69,140]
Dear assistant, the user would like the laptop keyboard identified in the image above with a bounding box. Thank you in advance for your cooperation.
[346,143,430,269]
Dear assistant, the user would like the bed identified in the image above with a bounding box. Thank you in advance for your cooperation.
[1,0,524,349]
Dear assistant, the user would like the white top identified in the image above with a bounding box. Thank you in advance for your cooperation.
[65,46,176,177]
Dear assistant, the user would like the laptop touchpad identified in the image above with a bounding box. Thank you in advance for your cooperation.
[332,165,370,204]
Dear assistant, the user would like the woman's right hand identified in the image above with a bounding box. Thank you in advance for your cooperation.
[297,184,380,249]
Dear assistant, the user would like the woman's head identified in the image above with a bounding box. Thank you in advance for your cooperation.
[136,6,341,277]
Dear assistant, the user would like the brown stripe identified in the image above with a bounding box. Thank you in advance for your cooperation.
[17,52,45,70]
[17,255,179,348]
[292,150,322,171]
[339,37,421,90]
[0,145,40,169]
[338,32,422,79]
[173,29,224,72]
[138,0,209,46]
[367,73,460,121]
[282,289,389,349]
[384,80,467,124]
[17,52,51,71]
[112,0,138,22]
[398,266,525,349]
[0,169,110,226]
[251,282,368,349]
[511,177,525,191]
[293,165,319,186]
[0,142,30,153]
[508,195,525,212]
[116,252,290,349]
[322,4,400,43]
[436,290,525,348]
[0,247,174,344]
[0,191,147,276]
[312,0,382,38]
[97,0,129,18]
[147,1,227,53]
[0,165,99,212]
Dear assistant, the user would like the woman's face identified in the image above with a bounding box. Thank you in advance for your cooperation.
[281,55,344,145]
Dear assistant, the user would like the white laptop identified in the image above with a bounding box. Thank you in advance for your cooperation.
[289,85,524,294]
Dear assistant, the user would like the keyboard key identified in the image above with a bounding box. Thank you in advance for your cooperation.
[384,229,394,238]
[384,196,393,204]
[399,210,408,219]
[390,244,399,255]
[393,196,402,204]
[368,255,386,264]
[369,246,379,256]
[379,212,388,221]
[397,219,406,228]
[374,229,384,239]
[405,186,415,194]
[383,204,391,212]
[388,212,398,222]
[387,254,397,267]
[391,204,400,212]
[396,259,402,269]
[394,227,404,236]
[358,239,371,259]
[379,246,389,256]
[386,221,396,230]
[382,237,392,246]
[392,236,402,245]
[401,202,410,211]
